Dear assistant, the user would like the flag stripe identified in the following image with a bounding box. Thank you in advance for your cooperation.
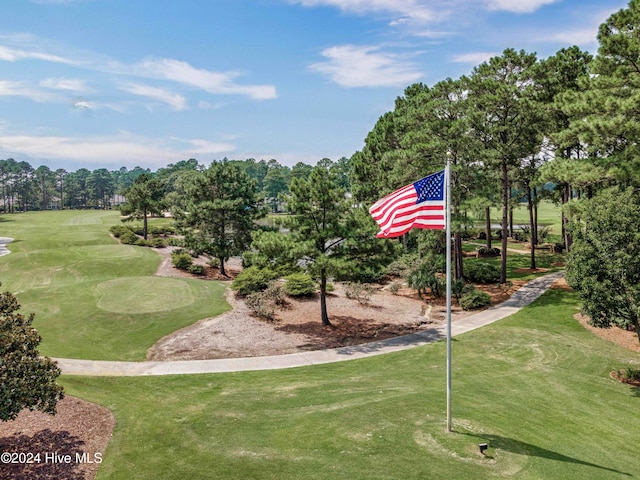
[369,170,446,238]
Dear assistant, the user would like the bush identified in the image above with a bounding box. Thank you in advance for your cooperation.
[452,279,473,301]
[131,225,145,236]
[110,225,130,238]
[187,264,205,275]
[476,246,500,257]
[406,257,444,298]
[283,273,315,297]
[245,282,286,320]
[264,282,287,307]
[389,281,401,295]
[119,230,139,245]
[616,367,640,383]
[385,254,419,278]
[171,252,194,270]
[459,289,491,310]
[464,260,500,284]
[150,225,176,236]
[231,266,279,296]
[245,291,276,320]
[166,237,184,247]
[344,282,375,305]
[150,237,166,248]
[134,238,150,247]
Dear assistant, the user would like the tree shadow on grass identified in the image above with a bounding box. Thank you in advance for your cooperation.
[0,429,87,480]
[460,432,632,477]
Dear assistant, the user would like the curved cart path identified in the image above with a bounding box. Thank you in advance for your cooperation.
[53,271,565,376]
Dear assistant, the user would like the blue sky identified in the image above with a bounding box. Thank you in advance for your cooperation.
[0,0,629,171]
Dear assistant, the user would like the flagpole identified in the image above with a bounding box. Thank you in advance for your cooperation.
[445,152,452,433]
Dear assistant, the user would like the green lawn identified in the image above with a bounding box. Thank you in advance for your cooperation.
[61,288,640,479]
[0,210,229,361]
[489,200,563,242]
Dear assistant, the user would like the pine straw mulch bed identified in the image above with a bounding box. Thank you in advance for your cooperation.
[0,396,115,480]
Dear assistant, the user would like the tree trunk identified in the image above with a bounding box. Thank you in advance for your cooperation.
[527,184,536,270]
[533,186,538,245]
[508,203,514,238]
[564,183,573,252]
[320,269,331,326]
[454,232,464,281]
[220,257,226,277]
[485,206,492,249]
[632,314,640,347]
[143,210,148,240]
[500,160,508,284]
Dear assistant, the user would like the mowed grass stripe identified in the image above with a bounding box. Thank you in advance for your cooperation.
[0,210,229,361]
[61,289,640,480]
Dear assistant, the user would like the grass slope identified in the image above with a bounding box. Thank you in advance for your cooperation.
[62,289,640,480]
[0,210,229,360]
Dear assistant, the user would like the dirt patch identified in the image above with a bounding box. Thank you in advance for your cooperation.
[575,313,640,353]
[148,248,529,361]
[0,396,114,480]
[513,267,550,274]
[550,277,573,291]
[153,246,241,280]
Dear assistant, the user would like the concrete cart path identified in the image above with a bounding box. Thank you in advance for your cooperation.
[0,237,13,257]
[53,271,565,376]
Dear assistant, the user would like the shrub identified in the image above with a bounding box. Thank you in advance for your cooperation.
[389,281,401,295]
[171,252,194,270]
[616,367,640,383]
[150,225,176,236]
[166,237,184,247]
[464,260,500,284]
[231,266,279,296]
[283,273,315,297]
[245,282,286,320]
[245,291,276,320]
[459,289,491,310]
[130,225,145,236]
[264,282,287,306]
[150,238,166,248]
[406,257,444,298]
[208,257,221,269]
[134,238,150,247]
[344,282,375,305]
[452,279,473,301]
[110,225,130,238]
[476,246,500,257]
[119,230,138,245]
[187,264,205,275]
[385,254,420,277]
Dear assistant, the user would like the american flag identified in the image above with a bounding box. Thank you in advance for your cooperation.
[369,170,446,238]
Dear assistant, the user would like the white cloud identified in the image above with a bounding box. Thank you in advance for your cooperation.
[451,51,499,65]
[547,28,598,47]
[0,131,235,168]
[121,83,188,111]
[40,77,89,92]
[484,0,559,13]
[290,0,439,23]
[0,37,277,102]
[0,44,75,64]
[308,44,423,87]
[0,80,57,102]
[134,57,277,100]
[290,0,559,26]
